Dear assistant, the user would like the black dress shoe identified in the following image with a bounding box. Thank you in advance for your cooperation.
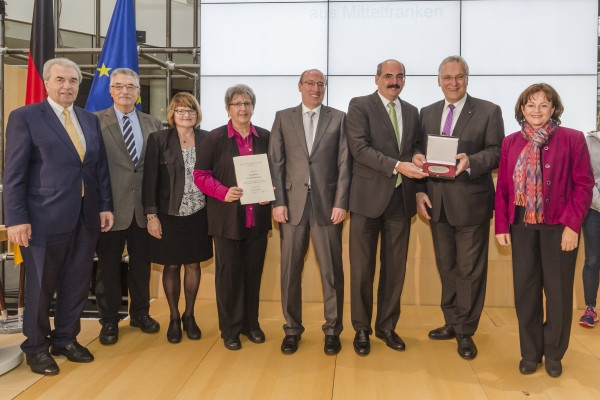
[545,359,562,378]
[167,318,182,343]
[519,359,540,375]
[130,315,160,333]
[456,334,477,360]
[26,351,59,375]
[353,329,370,356]
[281,334,301,354]
[242,328,266,344]
[224,336,242,350]
[375,330,406,351]
[428,324,455,340]
[182,315,201,340]
[99,322,119,345]
[50,341,94,363]
[324,335,341,355]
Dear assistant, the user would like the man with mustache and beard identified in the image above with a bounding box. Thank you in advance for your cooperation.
[346,59,427,355]
[94,68,163,345]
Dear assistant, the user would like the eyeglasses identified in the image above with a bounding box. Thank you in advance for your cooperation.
[229,102,253,108]
[440,75,467,83]
[174,109,197,116]
[303,81,326,88]
[111,84,139,91]
[380,74,405,81]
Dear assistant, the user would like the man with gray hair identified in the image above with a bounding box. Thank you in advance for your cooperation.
[4,57,113,375]
[95,68,163,345]
[415,55,504,360]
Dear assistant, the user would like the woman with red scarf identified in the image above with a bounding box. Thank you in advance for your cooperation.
[495,83,594,377]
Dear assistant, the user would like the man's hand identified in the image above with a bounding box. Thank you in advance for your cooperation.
[7,224,32,247]
[395,162,428,179]
[455,153,470,176]
[561,226,578,252]
[495,233,512,246]
[272,206,288,224]
[225,186,243,202]
[412,154,426,168]
[416,192,431,220]
[100,212,114,232]
[331,207,347,224]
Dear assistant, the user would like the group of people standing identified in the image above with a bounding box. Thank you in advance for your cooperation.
[3,55,597,381]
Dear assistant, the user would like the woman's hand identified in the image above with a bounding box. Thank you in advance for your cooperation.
[495,233,511,246]
[147,215,162,239]
[225,186,243,202]
[561,226,578,252]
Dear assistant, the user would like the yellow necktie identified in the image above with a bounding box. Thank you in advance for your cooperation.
[62,108,85,195]
[387,102,402,187]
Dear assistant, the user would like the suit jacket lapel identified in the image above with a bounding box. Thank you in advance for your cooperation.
[41,100,82,162]
[312,105,331,153]
[137,111,155,165]
[104,107,131,159]
[291,105,310,157]
[371,92,399,145]
[452,95,474,138]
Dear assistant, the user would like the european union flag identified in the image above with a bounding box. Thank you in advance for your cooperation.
[85,0,139,112]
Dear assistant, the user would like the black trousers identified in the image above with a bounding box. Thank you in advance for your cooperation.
[350,186,410,333]
[21,214,98,354]
[511,224,578,362]
[96,215,151,324]
[213,229,268,339]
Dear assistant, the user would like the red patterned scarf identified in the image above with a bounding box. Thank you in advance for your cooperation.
[513,120,558,224]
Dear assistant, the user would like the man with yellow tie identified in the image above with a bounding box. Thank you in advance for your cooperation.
[345,59,427,356]
[3,58,114,375]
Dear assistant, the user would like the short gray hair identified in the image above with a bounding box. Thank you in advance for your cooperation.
[110,68,140,87]
[42,58,82,83]
[438,55,469,77]
[224,84,256,108]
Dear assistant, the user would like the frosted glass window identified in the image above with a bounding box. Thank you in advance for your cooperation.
[200,76,304,132]
[467,75,597,135]
[200,4,328,75]
[329,1,461,75]
[462,0,597,75]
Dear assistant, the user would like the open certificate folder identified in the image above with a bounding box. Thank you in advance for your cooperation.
[233,154,276,205]
[423,135,459,179]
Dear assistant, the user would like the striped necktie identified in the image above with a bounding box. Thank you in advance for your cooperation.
[122,115,138,164]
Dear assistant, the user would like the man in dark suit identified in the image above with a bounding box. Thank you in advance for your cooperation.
[95,68,163,345]
[415,55,504,360]
[4,58,113,375]
[346,59,427,356]
[269,69,351,355]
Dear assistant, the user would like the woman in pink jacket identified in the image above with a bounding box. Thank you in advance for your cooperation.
[495,83,594,378]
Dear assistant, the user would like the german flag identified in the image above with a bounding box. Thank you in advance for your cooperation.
[25,0,54,105]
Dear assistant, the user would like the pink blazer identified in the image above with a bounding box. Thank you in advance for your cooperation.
[495,126,594,234]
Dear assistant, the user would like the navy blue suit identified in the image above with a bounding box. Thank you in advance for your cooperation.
[3,99,113,353]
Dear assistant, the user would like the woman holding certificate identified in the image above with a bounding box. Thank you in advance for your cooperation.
[143,92,213,344]
[494,83,594,377]
[194,84,272,350]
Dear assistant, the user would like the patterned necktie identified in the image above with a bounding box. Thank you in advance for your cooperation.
[442,104,455,136]
[387,102,402,187]
[122,115,138,164]
[62,108,85,196]
[304,111,315,154]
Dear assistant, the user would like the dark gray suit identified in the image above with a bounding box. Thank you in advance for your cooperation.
[346,91,421,334]
[269,104,351,336]
[419,94,504,335]
[95,106,162,324]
